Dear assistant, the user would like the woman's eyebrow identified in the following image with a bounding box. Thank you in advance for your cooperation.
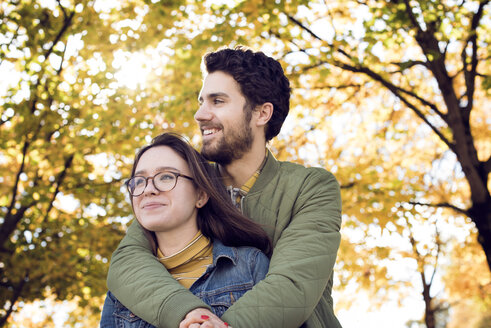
[134,166,180,176]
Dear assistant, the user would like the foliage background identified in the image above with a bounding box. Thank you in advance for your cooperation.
[1,0,490,327]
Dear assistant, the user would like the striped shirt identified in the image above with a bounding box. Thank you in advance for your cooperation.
[227,150,268,209]
[157,232,213,289]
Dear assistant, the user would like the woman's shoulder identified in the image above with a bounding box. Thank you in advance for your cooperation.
[212,240,269,264]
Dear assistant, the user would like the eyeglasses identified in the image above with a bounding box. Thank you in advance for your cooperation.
[126,171,194,197]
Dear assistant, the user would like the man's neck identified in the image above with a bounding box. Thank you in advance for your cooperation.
[219,143,267,188]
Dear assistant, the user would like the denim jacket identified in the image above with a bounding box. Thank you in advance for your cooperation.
[100,240,270,327]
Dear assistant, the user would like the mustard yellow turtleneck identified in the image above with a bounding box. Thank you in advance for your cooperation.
[157,231,213,288]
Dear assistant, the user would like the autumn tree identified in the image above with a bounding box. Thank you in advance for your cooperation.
[2,0,489,326]
[142,1,490,323]
[268,0,491,268]
[227,0,490,325]
[134,0,490,325]
[138,0,491,272]
[0,0,201,324]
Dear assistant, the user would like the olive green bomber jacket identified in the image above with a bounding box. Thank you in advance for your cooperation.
[107,151,343,328]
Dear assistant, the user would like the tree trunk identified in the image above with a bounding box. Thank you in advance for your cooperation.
[421,272,436,328]
[0,273,28,327]
[468,200,491,271]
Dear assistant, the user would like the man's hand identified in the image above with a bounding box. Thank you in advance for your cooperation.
[179,308,230,328]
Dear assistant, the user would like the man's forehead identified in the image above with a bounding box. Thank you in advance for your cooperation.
[200,72,241,97]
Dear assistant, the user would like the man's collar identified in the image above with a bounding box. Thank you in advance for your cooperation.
[216,148,268,188]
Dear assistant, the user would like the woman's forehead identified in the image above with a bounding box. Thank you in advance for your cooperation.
[136,146,189,173]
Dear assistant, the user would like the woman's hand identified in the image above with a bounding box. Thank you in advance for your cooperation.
[179,308,230,328]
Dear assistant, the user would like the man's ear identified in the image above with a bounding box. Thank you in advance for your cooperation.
[196,190,209,208]
[254,102,273,127]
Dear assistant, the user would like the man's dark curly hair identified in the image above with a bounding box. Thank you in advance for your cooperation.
[203,46,291,141]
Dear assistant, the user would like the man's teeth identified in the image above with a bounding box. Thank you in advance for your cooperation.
[203,129,219,135]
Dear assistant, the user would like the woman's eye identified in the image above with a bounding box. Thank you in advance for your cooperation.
[213,98,224,104]
[134,178,145,186]
[159,173,174,181]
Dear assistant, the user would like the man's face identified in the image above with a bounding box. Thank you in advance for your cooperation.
[195,71,254,165]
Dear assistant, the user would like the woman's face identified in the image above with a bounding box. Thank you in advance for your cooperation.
[132,145,206,235]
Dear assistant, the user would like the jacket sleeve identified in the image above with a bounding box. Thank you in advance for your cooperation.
[106,220,211,327]
[221,169,342,327]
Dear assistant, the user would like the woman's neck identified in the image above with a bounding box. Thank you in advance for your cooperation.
[155,226,199,256]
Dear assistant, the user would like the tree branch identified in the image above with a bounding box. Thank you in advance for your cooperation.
[389,60,428,73]
[0,115,13,127]
[283,46,449,125]
[484,155,491,174]
[0,205,30,251]
[309,83,362,90]
[284,9,450,127]
[56,0,68,19]
[340,182,355,189]
[336,61,456,152]
[461,0,489,113]
[286,14,324,42]
[395,83,446,119]
[0,271,29,326]
[408,201,469,216]
[54,34,67,75]
[43,7,75,60]
[6,139,29,217]
[42,154,74,224]
[295,60,327,72]
[285,13,354,61]
[0,114,47,248]
[402,0,425,33]
[429,225,442,286]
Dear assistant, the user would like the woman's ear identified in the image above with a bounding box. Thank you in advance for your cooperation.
[196,190,209,208]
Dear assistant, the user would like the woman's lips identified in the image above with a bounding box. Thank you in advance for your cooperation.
[142,202,165,209]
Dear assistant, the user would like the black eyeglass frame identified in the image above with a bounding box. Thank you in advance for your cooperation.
[125,171,194,197]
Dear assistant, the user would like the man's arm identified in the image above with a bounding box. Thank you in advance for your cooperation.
[107,220,212,327]
[221,169,342,328]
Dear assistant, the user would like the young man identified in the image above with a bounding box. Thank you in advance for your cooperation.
[107,47,342,328]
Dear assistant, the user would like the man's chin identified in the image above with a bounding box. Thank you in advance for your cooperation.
[201,146,218,161]
[202,148,233,165]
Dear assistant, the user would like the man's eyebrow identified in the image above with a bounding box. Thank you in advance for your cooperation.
[200,92,230,100]
[134,166,179,176]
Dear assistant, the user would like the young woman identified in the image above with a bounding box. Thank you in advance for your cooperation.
[100,132,271,328]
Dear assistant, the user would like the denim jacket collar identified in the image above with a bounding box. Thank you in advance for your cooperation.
[211,239,238,266]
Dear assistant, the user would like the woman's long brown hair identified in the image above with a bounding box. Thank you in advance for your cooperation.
[128,132,272,257]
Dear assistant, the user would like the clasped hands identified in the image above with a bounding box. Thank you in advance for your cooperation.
[179,308,231,328]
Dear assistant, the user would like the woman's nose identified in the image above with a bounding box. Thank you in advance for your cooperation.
[143,178,159,195]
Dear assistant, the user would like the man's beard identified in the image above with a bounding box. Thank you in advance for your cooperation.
[201,118,254,165]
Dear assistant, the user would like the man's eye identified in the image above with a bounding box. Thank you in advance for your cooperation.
[213,99,224,104]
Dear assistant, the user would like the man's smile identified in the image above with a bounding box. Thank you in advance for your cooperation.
[202,128,220,136]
